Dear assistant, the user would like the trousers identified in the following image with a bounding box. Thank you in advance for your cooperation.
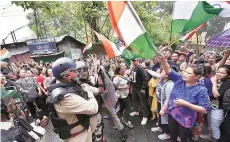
[168,114,191,142]
[132,88,148,117]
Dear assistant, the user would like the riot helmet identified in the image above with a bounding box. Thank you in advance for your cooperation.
[52,57,77,81]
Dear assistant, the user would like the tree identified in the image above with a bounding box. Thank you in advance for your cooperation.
[13,1,109,43]
[132,1,174,46]
[204,17,230,39]
[13,1,174,46]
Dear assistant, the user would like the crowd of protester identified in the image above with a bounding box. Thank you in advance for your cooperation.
[1,45,230,142]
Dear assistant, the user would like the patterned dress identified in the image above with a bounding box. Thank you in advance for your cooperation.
[167,70,209,128]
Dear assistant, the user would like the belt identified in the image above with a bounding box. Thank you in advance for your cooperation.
[69,129,86,139]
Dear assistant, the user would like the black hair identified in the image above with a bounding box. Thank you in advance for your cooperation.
[216,56,222,63]
[194,58,211,76]
[165,49,173,54]
[218,65,230,79]
[173,52,179,55]
[29,64,34,68]
[187,65,204,76]
[194,58,207,64]
[145,61,151,68]
[115,66,121,75]
[203,66,212,77]
[171,66,179,73]
[104,64,110,72]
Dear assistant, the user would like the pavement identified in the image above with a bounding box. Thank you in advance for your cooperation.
[36,113,210,142]
[103,114,210,142]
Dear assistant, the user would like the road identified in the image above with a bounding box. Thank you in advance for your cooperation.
[103,115,210,142]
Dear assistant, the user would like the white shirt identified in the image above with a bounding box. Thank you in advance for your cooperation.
[113,75,129,99]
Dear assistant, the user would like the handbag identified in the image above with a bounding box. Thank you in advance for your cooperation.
[210,98,219,110]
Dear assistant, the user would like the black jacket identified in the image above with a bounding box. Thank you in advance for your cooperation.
[131,65,148,90]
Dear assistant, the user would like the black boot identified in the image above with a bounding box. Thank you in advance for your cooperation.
[119,128,128,141]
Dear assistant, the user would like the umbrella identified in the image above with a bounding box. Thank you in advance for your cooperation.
[207,28,230,48]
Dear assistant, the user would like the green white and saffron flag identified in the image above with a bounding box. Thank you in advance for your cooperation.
[83,41,93,53]
[172,1,230,35]
[107,1,159,59]
[179,23,207,42]
[0,48,11,60]
[93,30,137,66]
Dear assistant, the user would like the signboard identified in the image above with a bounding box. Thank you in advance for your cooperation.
[26,37,58,55]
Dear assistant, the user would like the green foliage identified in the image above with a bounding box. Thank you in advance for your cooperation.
[14,1,174,46]
[132,1,173,46]
[13,1,55,12]
[205,16,230,39]
[13,1,230,47]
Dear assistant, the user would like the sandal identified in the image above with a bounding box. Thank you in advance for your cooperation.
[121,119,134,129]
[125,121,134,129]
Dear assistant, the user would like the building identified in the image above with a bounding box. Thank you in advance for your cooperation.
[0,35,85,64]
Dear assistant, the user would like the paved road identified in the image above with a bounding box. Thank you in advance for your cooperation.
[103,115,210,142]
[36,114,210,142]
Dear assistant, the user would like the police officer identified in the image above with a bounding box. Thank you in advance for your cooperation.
[0,101,33,142]
[48,57,99,142]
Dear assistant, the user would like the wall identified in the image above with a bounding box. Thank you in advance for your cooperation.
[1,42,34,64]
[57,36,85,59]
[83,44,106,58]
[57,38,72,58]
[10,52,33,64]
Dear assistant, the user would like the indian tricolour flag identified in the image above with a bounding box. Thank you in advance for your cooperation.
[172,1,230,34]
[94,31,121,58]
[107,1,159,59]
[83,41,93,53]
[180,23,207,42]
[0,48,11,60]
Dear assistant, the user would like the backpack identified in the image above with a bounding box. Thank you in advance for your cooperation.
[47,81,91,140]
[223,88,230,111]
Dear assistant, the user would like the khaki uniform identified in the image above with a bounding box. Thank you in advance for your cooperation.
[54,91,98,142]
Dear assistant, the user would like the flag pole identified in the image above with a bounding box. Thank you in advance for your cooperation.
[170,20,173,42]
[84,21,88,43]
[170,2,174,43]
[196,33,199,44]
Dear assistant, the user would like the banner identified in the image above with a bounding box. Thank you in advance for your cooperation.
[26,37,58,55]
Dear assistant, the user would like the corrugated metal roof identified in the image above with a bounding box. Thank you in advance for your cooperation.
[6,44,29,55]
[1,35,85,56]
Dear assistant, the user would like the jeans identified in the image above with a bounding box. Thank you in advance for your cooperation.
[119,96,131,122]
[36,95,48,113]
[132,88,148,117]
[157,102,170,134]
[106,106,124,131]
[210,109,224,139]
[26,102,36,118]
[168,114,191,142]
